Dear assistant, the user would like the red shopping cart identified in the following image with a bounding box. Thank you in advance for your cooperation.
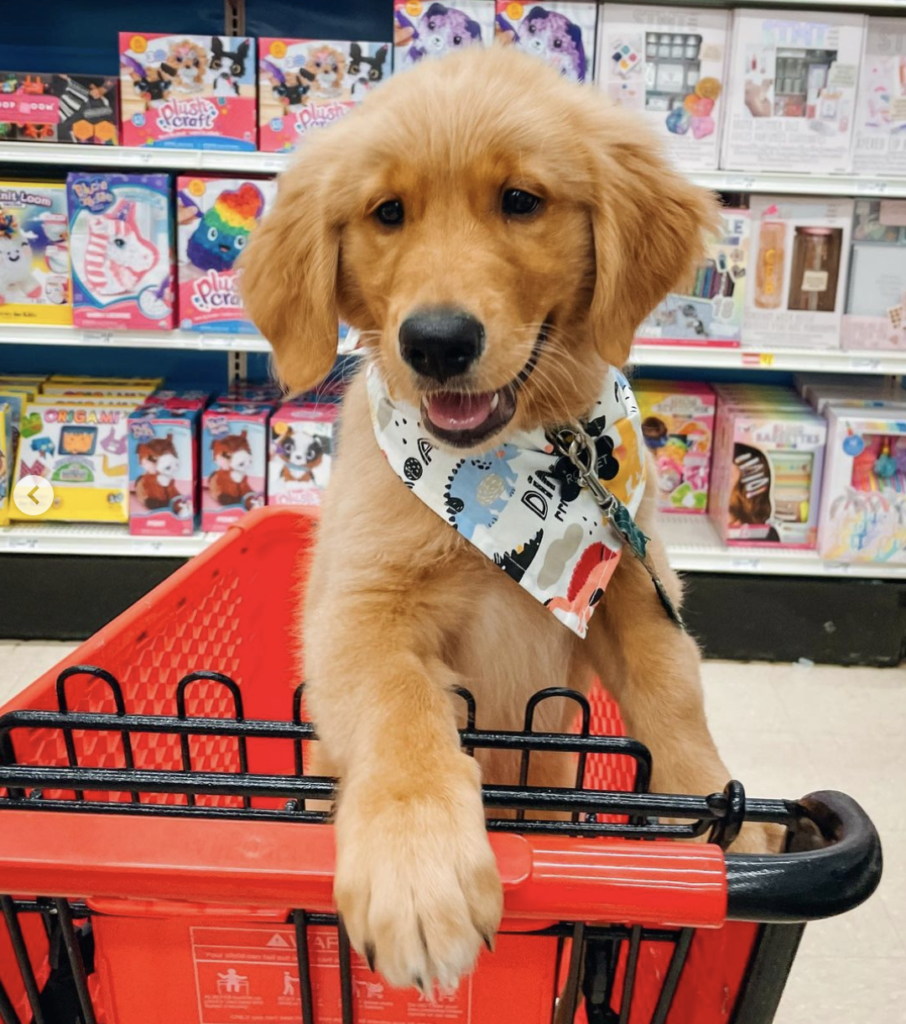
[0,507,882,1024]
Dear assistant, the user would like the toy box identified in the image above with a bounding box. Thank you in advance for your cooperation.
[710,397,826,548]
[721,9,866,175]
[637,208,749,346]
[393,1,494,70]
[598,4,729,170]
[635,381,715,513]
[119,33,257,151]
[177,176,276,333]
[0,401,10,526]
[10,400,136,523]
[495,2,598,83]
[0,72,118,145]
[267,400,338,507]
[852,19,906,177]
[258,38,390,151]
[67,172,175,331]
[841,200,906,352]
[217,381,284,404]
[201,401,272,531]
[746,195,853,350]
[143,388,211,410]
[128,404,201,536]
[818,406,906,564]
[0,181,71,325]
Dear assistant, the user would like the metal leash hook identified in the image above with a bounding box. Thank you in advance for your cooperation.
[548,425,686,631]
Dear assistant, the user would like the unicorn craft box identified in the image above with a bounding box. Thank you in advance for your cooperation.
[67,173,175,331]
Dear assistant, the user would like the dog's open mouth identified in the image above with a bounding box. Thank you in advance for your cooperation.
[420,324,548,448]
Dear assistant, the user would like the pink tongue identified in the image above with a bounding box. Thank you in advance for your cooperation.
[426,392,493,432]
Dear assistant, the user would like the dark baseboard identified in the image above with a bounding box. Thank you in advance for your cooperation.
[2,556,904,667]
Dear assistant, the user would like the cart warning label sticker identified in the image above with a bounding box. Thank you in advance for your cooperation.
[191,925,473,1024]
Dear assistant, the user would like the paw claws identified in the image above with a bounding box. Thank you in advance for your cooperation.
[482,932,495,954]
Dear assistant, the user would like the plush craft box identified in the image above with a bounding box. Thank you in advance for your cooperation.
[495,2,598,83]
[393,1,495,71]
[201,401,273,532]
[852,18,906,178]
[0,72,118,145]
[128,404,201,536]
[721,8,866,175]
[598,4,730,170]
[267,401,338,508]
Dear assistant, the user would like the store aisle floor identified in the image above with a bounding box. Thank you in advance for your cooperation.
[0,642,903,1022]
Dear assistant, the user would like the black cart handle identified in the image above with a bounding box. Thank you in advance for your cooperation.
[726,790,883,922]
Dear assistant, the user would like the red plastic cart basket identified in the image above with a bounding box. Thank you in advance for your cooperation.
[0,508,882,1024]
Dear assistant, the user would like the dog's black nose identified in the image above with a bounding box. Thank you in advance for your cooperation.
[399,309,485,383]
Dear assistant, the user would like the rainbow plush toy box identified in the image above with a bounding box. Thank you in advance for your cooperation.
[128,404,201,536]
[393,1,494,70]
[267,400,338,507]
[177,176,276,333]
[258,38,390,151]
[495,3,598,83]
[0,72,118,145]
[202,401,273,532]
[67,172,175,331]
[10,399,137,523]
[119,33,256,150]
[0,181,71,326]
[635,381,715,514]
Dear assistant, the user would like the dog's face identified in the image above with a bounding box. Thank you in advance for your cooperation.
[242,48,715,451]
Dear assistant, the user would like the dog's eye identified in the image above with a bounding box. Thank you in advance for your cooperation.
[453,35,462,45]
[374,200,404,227]
[554,38,562,48]
[502,189,542,217]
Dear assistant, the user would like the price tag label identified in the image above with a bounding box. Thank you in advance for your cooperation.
[741,351,774,367]
[261,157,285,172]
[83,330,115,345]
[850,357,882,372]
[725,175,756,191]
[857,179,888,195]
[730,557,761,571]
[8,537,39,551]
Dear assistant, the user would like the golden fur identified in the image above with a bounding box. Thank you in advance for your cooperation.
[241,48,773,994]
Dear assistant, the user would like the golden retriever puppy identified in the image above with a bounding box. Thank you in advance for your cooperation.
[241,47,772,994]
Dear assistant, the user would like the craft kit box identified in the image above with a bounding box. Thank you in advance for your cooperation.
[638,208,749,345]
[0,72,118,145]
[268,401,338,507]
[128,404,201,536]
[258,38,390,150]
[393,1,494,70]
[0,181,71,325]
[201,402,272,531]
[598,4,729,170]
[635,381,715,514]
[495,2,598,83]
[721,8,866,175]
[67,172,175,331]
[818,406,906,564]
[10,400,136,523]
[852,18,906,177]
[747,195,853,350]
[119,33,257,150]
[177,176,276,333]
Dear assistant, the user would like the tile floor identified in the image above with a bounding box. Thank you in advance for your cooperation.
[0,642,903,1022]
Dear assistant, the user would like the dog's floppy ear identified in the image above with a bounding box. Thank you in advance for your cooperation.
[240,152,342,393]
[581,102,719,367]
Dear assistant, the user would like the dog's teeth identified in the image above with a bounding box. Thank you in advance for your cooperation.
[489,393,500,411]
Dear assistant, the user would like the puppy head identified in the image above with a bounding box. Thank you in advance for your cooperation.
[241,47,716,450]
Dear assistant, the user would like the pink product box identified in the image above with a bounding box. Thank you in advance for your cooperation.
[258,38,390,151]
[495,2,598,83]
[128,405,200,536]
[710,404,826,549]
[119,33,257,151]
[201,402,273,531]
[393,1,495,70]
[177,176,277,333]
[267,401,338,507]
[142,389,211,411]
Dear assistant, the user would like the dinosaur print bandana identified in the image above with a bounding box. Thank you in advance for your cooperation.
[366,363,647,638]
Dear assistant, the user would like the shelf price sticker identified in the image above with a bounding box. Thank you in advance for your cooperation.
[724,175,756,192]
[82,330,115,346]
[730,557,761,571]
[7,537,39,551]
[857,180,888,195]
[741,352,774,367]
[850,357,882,372]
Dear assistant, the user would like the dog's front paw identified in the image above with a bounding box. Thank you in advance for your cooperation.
[334,755,502,992]
[730,820,786,854]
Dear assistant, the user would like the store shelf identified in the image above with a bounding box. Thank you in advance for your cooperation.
[0,521,214,557]
[0,324,271,354]
[690,169,905,198]
[630,343,906,375]
[661,514,905,579]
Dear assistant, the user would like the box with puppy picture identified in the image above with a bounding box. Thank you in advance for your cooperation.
[393,1,495,71]
[495,3,599,83]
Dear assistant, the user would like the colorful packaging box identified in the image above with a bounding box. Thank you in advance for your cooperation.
[0,72,118,145]
[67,172,175,331]
[638,208,749,346]
[721,9,866,175]
[0,181,71,325]
[217,381,284,404]
[258,38,390,151]
[143,388,211,410]
[119,33,257,151]
[746,195,853,350]
[201,401,272,531]
[267,401,338,507]
[495,3,598,83]
[128,404,201,536]
[0,401,10,526]
[709,395,826,548]
[852,18,906,177]
[10,400,137,523]
[393,1,494,70]
[177,176,276,333]
[597,4,729,170]
[818,406,906,564]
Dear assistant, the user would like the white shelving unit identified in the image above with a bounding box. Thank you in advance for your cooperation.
[0,324,271,353]
[0,522,213,558]
[630,344,906,375]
